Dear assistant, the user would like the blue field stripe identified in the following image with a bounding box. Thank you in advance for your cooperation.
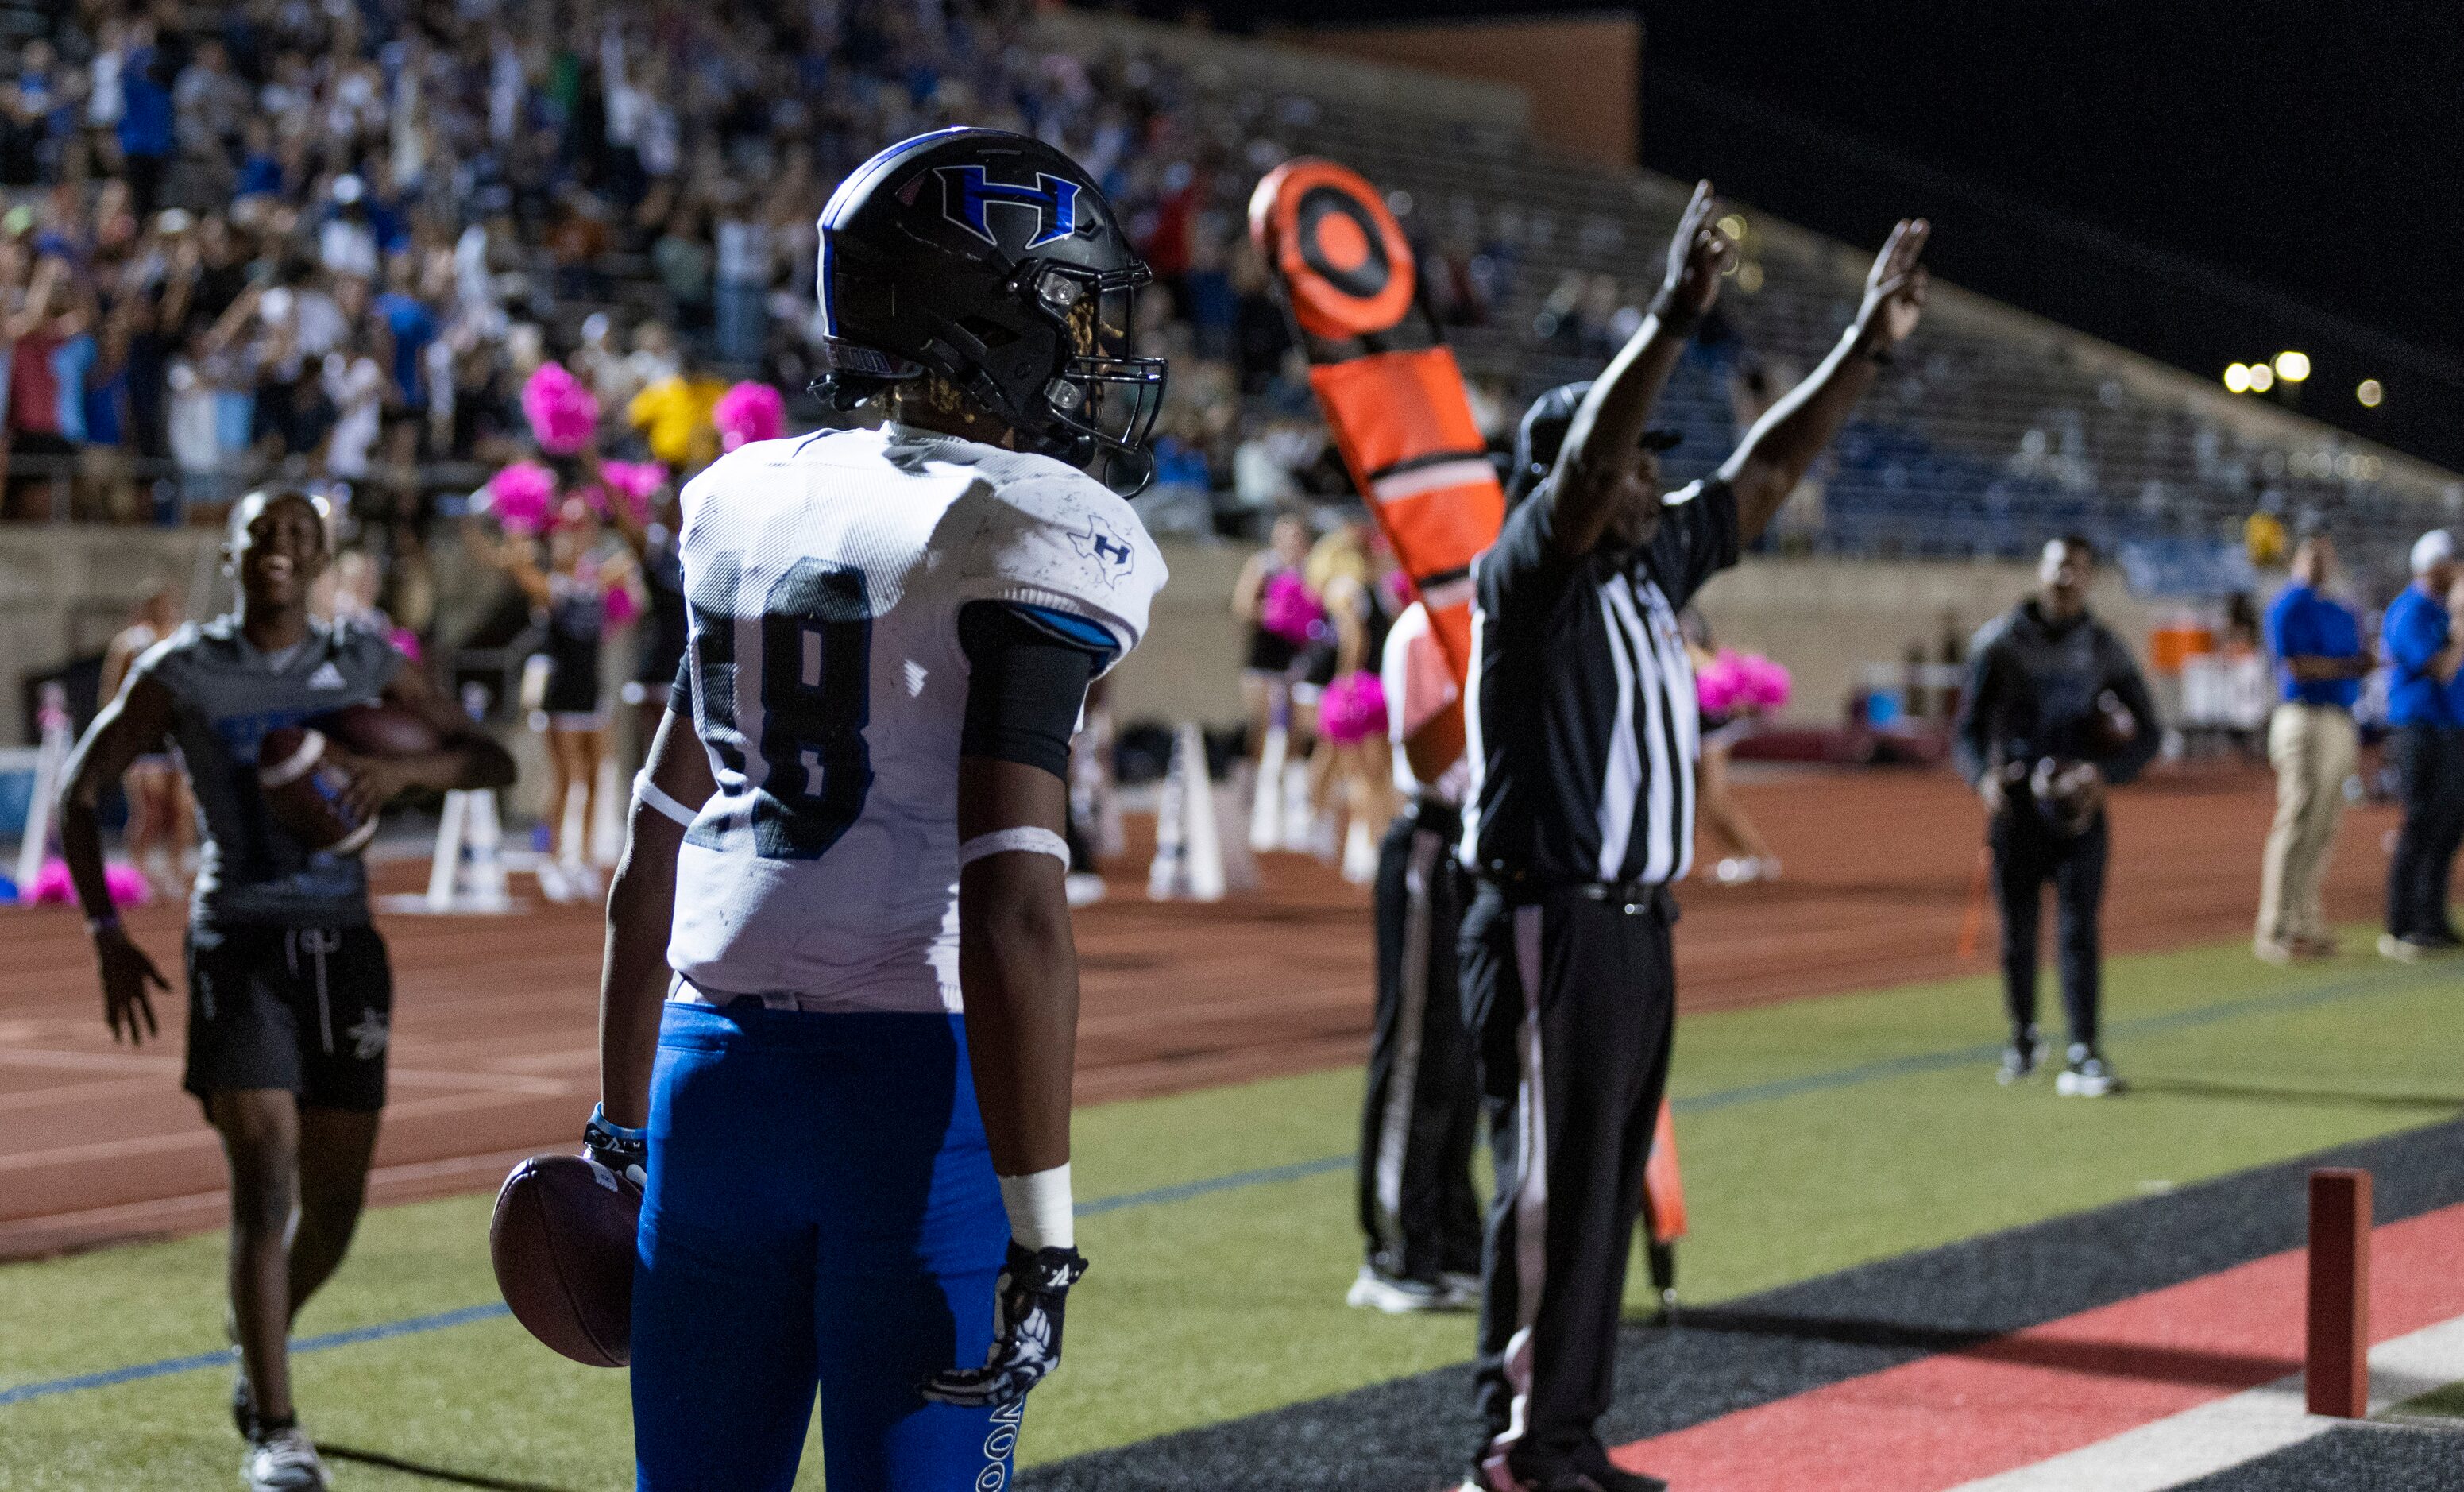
[0,963,2428,1410]
[1074,1154,1350,1216]
[0,1305,515,1408]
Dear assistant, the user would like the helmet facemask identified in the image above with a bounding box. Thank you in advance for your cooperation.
[1028,260,1166,494]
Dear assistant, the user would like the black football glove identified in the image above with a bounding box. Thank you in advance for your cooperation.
[582,1105,647,1190]
[921,1241,1087,1409]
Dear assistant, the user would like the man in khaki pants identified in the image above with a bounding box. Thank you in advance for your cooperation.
[2257,533,2370,962]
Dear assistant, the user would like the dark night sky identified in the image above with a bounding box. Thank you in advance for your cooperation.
[1177,0,2464,466]
[1636,3,2464,355]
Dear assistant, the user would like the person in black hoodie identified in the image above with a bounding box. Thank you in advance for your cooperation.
[1953,535,2160,1096]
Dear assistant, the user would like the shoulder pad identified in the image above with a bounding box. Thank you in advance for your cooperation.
[947,473,1168,659]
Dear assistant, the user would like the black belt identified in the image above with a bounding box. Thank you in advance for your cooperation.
[1477,865,1679,920]
[1404,796,1464,837]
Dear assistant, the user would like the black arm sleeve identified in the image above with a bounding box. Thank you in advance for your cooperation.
[956,601,1110,779]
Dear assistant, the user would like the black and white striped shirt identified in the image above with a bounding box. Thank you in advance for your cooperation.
[1461,478,1739,887]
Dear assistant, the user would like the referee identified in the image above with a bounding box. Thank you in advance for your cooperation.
[1458,185,1931,1492]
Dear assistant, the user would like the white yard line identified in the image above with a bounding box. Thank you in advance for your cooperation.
[1948,1315,2464,1492]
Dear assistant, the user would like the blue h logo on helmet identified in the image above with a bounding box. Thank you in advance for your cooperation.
[937,166,1079,249]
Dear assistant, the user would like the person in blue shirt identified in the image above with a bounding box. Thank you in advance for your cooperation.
[2377,529,2464,957]
[2256,534,2371,963]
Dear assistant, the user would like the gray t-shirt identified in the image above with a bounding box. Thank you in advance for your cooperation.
[132,617,404,928]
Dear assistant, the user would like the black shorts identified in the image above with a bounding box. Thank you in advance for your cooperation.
[183,923,394,1111]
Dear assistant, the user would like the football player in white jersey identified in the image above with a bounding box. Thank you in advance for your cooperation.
[587,129,1168,1491]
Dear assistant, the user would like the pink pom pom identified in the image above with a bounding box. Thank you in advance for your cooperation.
[603,582,641,628]
[1318,671,1389,745]
[521,361,601,455]
[27,857,73,904]
[597,461,666,524]
[486,461,558,535]
[713,381,786,452]
[388,626,423,663]
[105,860,152,906]
[27,857,147,906]
[1259,571,1325,646]
[1740,655,1792,711]
[1694,649,1744,716]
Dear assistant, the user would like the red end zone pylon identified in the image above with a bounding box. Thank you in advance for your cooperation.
[1251,155,1690,1281]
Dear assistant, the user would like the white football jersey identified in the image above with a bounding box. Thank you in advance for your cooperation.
[666,423,1167,1013]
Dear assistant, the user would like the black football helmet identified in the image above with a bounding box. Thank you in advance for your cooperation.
[813,128,1167,493]
[1508,380,1685,507]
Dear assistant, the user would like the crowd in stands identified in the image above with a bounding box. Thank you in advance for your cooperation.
[2,0,2432,587]
[0,0,1503,539]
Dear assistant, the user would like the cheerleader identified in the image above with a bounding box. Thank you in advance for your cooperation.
[600,458,684,756]
[1304,521,1399,878]
[473,454,644,901]
[98,587,195,898]
[1683,609,1785,885]
[1233,513,1315,765]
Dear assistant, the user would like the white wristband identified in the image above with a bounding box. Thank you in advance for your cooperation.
[633,771,696,829]
[998,1163,1074,1250]
[957,826,1070,869]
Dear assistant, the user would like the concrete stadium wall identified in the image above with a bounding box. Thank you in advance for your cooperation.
[0,525,222,742]
[0,527,2157,752]
[1104,539,2160,732]
[1269,15,1639,168]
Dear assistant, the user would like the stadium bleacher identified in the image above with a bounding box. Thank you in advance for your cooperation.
[1118,11,2462,572]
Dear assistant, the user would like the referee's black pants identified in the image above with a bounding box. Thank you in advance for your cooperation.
[1459,877,1676,1482]
[1358,801,1483,1284]
[1989,806,2107,1049]
[2385,724,2464,941]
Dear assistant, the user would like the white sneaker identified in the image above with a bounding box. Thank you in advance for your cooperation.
[1064,872,1108,907]
[534,860,572,904]
[243,1424,330,1490]
[1713,856,1780,885]
[1346,1265,1472,1313]
[2054,1046,2119,1098]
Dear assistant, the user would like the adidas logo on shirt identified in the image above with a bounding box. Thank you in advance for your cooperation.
[307,662,347,690]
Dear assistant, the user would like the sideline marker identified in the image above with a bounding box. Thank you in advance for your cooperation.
[2305,1166,2370,1417]
[1250,718,1288,852]
[11,682,70,896]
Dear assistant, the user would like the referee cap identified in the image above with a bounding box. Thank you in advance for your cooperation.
[2412,529,2455,574]
[1507,381,1682,507]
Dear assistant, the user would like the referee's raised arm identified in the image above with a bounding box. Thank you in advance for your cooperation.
[1547,180,1734,557]
[1722,218,1932,543]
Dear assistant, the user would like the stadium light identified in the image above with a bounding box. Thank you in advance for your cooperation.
[2223,363,2253,393]
[2249,363,2277,393]
[2358,378,2385,408]
[2273,350,2311,383]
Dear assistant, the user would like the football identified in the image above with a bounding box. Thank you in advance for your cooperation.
[489,1153,641,1368]
[315,700,442,757]
[255,727,377,855]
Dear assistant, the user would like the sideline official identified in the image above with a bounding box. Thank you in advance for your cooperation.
[2255,534,2368,963]
[1351,597,1484,1312]
[1456,184,1930,1492]
[1952,536,2158,1097]
[2378,530,2464,959]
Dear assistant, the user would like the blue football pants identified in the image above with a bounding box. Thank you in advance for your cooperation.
[631,1001,1018,1491]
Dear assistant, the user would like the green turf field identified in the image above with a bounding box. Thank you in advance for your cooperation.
[6,928,2462,1490]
